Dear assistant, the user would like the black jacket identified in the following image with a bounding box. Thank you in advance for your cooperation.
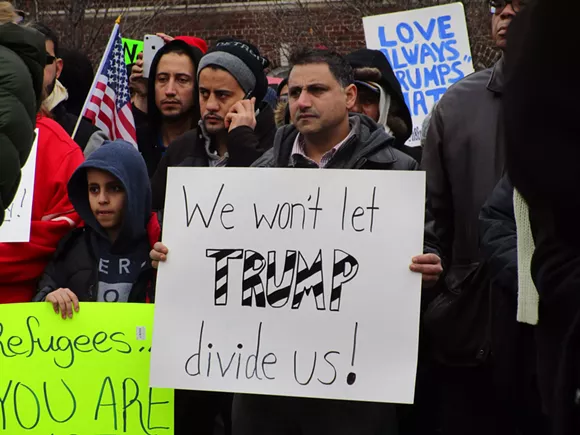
[479,176,517,295]
[33,226,156,303]
[0,23,45,225]
[151,103,276,210]
[253,114,441,266]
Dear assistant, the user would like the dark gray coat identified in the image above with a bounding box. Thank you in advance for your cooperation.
[422,58,506,292]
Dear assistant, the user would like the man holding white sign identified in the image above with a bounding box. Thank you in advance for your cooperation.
[152,48,442,434]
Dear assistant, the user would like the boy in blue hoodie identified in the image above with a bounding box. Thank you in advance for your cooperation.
[34,140,160,317]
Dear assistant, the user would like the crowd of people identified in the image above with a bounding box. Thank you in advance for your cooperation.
[0,0,578,433]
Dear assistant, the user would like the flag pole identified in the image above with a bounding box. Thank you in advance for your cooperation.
[72,16,123,141]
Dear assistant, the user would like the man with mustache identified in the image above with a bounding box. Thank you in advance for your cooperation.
[136,39,203,178]
[151,47,443,435]
[421,1,529,434]
[150,38,276,211]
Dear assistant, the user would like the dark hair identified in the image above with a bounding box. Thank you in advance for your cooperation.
[289,47,353,88]
[30,22,59,56]
[58,47,94,116]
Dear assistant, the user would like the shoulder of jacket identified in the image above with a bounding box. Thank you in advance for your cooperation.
[432,67,495,125]
[37,117,81,154]
[251,148,276,167]
[391,147,419,169]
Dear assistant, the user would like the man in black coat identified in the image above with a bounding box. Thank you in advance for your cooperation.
[136,38,203,177]
[503,0,580,432]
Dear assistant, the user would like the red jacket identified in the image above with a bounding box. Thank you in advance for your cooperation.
[0,116,84,303]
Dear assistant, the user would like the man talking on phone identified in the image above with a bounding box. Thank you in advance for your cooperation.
[150,38,276,211]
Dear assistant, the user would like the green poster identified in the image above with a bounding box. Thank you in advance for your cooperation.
[123,38,144,65]
[0,303,174,434]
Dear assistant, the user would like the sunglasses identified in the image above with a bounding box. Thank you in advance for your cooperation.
[46,54,56,65]
[489,0,527,13]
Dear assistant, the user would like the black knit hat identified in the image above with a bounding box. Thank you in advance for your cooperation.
[201,38,270,104]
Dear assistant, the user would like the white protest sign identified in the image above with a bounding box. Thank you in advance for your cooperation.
[151,167,426,404]
[0,130,38,243]
[363,3,474,146]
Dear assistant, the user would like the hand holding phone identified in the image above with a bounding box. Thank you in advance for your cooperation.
[224,97,257,132]
[143,34,165,79]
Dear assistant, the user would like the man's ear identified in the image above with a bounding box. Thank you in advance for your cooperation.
[56,58,63,80]
[345,83,357,110]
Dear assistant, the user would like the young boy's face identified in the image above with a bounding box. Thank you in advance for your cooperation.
[87,169,126,232]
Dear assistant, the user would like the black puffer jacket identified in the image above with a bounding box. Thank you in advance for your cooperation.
[0,23,45,225]
[33,226,157,303]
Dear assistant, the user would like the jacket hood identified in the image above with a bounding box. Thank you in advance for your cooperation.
[67,140,152,244]
[0,22,46,113]
[271,113,397,168]
[346,48,412,145]
[147,39,203,130]
[44,79,68,112]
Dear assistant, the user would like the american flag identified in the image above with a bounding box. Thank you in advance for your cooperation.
[77,23,137,147]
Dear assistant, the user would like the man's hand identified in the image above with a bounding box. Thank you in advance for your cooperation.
[46,288,80,319]
[129,52,147,96]
[224,97,257,132]
[151,242,169,269]
[409,253,443,287]
[156,33,175,43]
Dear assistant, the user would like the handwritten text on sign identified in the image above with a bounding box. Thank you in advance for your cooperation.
[0,130,38,243]
[122,38,144,65]
[363,3,474,145]
[151,167,426,404]
[0,304,173,434]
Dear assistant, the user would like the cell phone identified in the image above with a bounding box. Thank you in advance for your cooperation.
[143,35,165,79]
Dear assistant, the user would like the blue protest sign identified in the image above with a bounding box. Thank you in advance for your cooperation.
[363,3,474,146]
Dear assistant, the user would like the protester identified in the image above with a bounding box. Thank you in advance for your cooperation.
[503,0,580,432]
[31,22,107,155]
[421,0,523,433]
[0,21,45,226]
[135,39,203,177]
[150,38,276,211]
[346,48,421,163]
[479,176,549,435]
[151,47,442,435]
[33,140,160,315]
[130,34,207,126]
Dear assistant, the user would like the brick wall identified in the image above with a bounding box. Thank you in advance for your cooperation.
[25,0,499,71]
